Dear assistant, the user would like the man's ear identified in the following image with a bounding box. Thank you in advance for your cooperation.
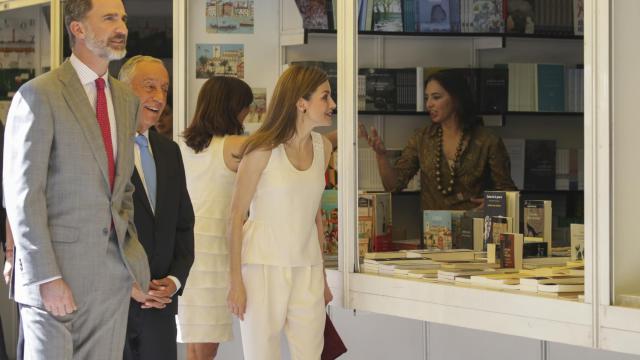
[69,20,86,41]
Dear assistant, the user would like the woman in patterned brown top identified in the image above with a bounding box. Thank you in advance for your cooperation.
[359,69,517,210]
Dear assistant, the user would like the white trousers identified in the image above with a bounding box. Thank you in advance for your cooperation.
[240,264,325,360]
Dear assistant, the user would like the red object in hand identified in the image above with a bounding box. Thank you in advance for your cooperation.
[322,314,347,360]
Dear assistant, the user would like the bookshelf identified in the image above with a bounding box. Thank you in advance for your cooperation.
[359,110,583,116]
[305,28,584,43]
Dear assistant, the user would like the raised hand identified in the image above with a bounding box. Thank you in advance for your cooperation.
[358,123,387,156]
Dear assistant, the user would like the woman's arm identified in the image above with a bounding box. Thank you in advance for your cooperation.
[226,148,270,320]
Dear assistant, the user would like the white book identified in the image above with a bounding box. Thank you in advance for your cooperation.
[570,223,585,261]
[416,67,424,111]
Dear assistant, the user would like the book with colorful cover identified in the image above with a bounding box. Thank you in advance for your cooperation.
[294,0,330,29]
[499,232,523,269]
[417,0,451,32]
[506,0,535,34]
[372,0,404,32]
[471,0,504,33]
[321,190,339,258]
[423,210,465,250]
[523,200,552,253]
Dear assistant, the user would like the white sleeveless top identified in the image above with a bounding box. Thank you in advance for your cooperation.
[242,132,325,266]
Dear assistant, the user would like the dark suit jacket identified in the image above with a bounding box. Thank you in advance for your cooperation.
[131,129,194,315]
[1,122,5,248]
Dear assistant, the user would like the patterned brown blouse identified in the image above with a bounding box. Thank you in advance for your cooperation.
[392,123,517,210]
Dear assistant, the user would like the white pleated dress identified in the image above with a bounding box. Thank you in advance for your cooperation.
[176,136,234,343]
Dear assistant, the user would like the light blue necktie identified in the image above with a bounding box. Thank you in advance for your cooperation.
[135,134,157,210]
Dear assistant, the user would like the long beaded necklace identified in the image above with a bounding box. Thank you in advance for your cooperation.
[434,126,465,195]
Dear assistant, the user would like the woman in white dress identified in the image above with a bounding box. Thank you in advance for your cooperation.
[177,76,253,360]
[227,65,335,360]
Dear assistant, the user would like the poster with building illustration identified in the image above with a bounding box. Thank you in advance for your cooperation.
[245,88,266,124]
[196,44,245,79]
[206,1,254,34]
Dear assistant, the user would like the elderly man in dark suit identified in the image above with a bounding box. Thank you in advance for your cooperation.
[119,55,195,360]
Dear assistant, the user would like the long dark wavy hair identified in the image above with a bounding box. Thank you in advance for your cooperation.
[425,69,481,132]
[183,76,253,153]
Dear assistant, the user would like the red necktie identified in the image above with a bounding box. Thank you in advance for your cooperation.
[95,78,115,190]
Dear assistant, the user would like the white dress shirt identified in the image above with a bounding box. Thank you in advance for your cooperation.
[134,130,181,294]
[69,54,118,158]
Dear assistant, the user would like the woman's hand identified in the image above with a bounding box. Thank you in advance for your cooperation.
[470,197,484,210]
[358,123,387,156]
[324,277,333,305]
[227,279,247,321]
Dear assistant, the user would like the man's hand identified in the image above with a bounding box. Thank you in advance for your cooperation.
[3,249,13,285]
[40,278,77,316]
[131,282,171,310]
[148,277,177,299]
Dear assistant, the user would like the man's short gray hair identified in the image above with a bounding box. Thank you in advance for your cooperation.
[118,55,165,84]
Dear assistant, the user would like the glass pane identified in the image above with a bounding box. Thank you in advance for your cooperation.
[0,4,50,124]
[612,0,640,309]
[354,0,585,301]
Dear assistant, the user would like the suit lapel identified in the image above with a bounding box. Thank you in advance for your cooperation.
[149,131,166,223]
[132,168,154,217]
[111,77,133,194]
[58,61,110,193]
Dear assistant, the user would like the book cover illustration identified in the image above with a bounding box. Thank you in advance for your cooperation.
[523,200,545,238]
[570,223,585,261]
[196,44,245,79]
[499,233,523,269]
[372,0,404,32]
[423,210,464,250]
[491,216,509,244]
[245,88,266,124]
[483,191,506,249]
[321,190,339,256]
[573,0,584,35]
[471,0,504,33]
[362,68,397,111]
[294,0,330,30]
[506,0,534,34]
[205,0,254,34]
[417,0,451,32]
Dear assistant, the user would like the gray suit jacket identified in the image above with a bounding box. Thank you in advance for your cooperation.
[3,60,150,307]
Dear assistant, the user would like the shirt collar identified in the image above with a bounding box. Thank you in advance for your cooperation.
[136,130,150,139]
[69,53,110,87]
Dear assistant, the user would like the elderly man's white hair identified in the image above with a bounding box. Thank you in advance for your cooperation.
[118,55,165,84]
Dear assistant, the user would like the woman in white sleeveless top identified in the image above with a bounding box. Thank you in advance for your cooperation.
[177,76,253,360]
[227,65,336,360]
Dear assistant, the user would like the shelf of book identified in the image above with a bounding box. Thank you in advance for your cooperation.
[358,111,584,117]
[348,272,592,347]
[305,29,583,44]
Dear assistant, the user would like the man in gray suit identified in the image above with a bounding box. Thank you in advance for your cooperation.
[3,0,150,358]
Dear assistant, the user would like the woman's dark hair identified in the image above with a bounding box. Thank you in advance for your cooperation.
[183,77,253,153]
[425,69,480,131]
